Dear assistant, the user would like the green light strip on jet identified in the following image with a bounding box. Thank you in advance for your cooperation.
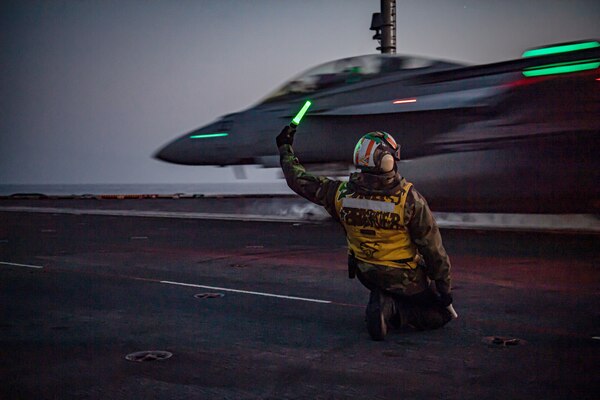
[522,41,600,58]
[291,100,312,126]
[189,133,229,139]
[522,60,600,77]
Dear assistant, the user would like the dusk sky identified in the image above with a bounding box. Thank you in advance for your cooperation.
[1,0,599,184]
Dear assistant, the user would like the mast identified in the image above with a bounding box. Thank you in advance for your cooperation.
[370,0,396,54]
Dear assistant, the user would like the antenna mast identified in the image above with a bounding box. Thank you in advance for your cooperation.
[370,0,396,54]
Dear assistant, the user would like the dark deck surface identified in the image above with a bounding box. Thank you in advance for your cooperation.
[1,204,598,399]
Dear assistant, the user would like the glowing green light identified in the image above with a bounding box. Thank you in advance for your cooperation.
[522,60,600,77]
[189,132,229,139]
[522,41,600,58]
[291,100,312,126]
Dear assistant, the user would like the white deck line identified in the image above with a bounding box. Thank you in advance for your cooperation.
[0,261,44,269]
[433,212,600,233]
[0,206,598,233]
[160,280,331,304]
[0,206,321,223]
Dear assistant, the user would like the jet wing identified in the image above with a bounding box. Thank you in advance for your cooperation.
[415,44,600,83]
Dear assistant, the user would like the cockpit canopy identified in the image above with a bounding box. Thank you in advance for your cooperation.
[261,54,463,103]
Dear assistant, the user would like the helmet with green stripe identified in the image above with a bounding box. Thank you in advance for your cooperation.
[353,131,401,173]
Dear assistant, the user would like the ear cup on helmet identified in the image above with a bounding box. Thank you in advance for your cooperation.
[380,154,395,173]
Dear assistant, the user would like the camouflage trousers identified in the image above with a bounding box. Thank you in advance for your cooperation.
[355,260,429,296]
[356,260,452,330]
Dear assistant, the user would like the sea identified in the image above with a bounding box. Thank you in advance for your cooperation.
[0,182,293,197]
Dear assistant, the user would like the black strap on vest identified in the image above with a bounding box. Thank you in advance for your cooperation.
[348,253,414,277]
[393,257,415,264]
[348,252,357,279]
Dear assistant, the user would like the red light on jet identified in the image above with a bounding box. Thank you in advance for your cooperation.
[393,98,417,104]
[596,77,600,81]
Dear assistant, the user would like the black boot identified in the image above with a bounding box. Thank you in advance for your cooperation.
[365,290,395,341]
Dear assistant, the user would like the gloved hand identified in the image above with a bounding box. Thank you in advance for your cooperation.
[276,125,296,147]
[438,292,453,307]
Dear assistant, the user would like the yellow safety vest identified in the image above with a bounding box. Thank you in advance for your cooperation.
[334,180,418,269]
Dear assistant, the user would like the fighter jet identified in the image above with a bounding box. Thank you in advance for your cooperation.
[155,41,600,213]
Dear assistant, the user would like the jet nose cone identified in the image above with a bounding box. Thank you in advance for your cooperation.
[154,127,233,165]
[153,143,178,164]
[154,136,204,165]
[154,115,239,165]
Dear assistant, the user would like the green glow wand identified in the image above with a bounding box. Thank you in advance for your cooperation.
[290,100,312,127]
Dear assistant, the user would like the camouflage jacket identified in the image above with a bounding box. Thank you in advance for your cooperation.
[278,143,452,295]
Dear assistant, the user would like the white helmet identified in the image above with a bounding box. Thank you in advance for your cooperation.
[353,131,401,172]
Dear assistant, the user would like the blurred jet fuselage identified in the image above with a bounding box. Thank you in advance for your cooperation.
[155,44,600,213]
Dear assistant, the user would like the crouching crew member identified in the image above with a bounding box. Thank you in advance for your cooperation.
[276,125,454,340]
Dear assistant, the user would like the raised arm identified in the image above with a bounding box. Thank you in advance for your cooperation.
[276,126,341,219]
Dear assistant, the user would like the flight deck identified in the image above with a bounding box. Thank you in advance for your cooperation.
[0,199,599,399]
